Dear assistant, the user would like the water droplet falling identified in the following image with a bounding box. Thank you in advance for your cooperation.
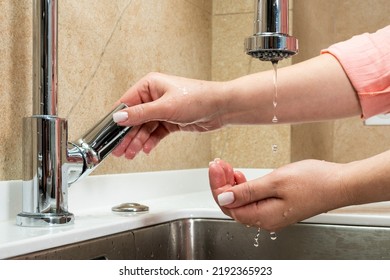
[271,61,279,124]
[271,61,280,153]
[270,232,277,241]
[253,228,261,247]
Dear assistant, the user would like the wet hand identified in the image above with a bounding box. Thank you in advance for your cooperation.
[112,72,225,159]
[208,158,349,232]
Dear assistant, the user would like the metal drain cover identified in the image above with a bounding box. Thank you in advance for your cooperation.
[111,203,149,213]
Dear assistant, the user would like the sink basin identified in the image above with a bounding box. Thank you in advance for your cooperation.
[11,218,390,260]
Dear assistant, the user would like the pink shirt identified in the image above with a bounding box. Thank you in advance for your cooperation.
[321,25,390,119]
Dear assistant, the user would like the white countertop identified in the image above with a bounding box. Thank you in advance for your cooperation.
[1,168,390,259]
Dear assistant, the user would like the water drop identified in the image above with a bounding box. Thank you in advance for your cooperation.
[270,232,277,241]
[226,232,234,240]
[253,228,261,247]
[272,144,278,153]
[271,62,279,123]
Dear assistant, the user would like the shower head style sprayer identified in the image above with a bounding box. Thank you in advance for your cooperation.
[245,0,298,63]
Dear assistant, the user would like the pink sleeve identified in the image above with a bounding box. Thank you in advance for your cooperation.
[321,25,390,119]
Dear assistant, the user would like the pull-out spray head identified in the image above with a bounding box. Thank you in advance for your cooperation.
[245,0,298,63]
[70,103,132,181]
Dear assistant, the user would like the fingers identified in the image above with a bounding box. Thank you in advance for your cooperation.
[112,121,161,159]
[119,72,163,106]
[209,159,235,190]
[227,198,285,230]
[234,170,247,185]
[113,73,169,127]
[222,177,279,209]
[112,126,141,157]
[208,160,286,230]
[142,124,174,154]
[113,102,162,127]
[209,159,277,209]
[209,159,247,206]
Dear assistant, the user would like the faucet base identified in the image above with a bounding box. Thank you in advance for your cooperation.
[16,212,74,227]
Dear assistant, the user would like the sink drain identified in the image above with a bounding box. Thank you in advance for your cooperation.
[111,203,149,213]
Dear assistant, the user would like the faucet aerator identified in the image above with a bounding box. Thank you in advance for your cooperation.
[245,0,298,62]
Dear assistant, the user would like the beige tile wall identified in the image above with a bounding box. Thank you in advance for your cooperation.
[0,0,212,180]
[0,1,32,180]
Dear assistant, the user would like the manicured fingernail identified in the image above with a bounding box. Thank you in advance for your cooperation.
[113,111,128,123]
[218,192,235,206]
[209,158,221,166]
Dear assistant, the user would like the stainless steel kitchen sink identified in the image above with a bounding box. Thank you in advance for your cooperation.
[11,218,390,260]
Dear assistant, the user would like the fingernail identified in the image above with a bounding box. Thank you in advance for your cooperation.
[209,158,221,166]
[217,192,235,206]
[113,111,128,123]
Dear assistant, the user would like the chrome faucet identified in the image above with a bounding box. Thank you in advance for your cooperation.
[16,0,131,227]
[245,0,298,62]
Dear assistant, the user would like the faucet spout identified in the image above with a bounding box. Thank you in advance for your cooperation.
[244,0,298,62]
[16,0,131,227]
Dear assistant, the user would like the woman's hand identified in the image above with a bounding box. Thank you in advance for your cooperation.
[112,54,361,160]
[208,159,351,232]
[112,72,226,159]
